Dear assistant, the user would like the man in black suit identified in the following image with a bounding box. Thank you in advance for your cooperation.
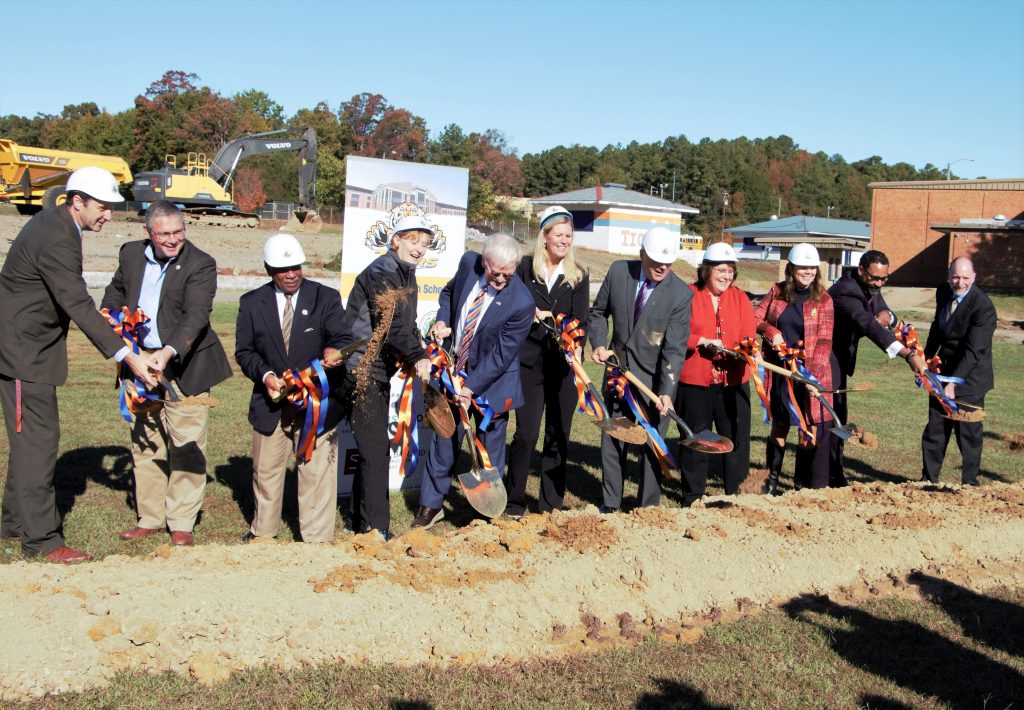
[828,250,926,486]
[590,226,691,511]
[921,256,996,485]
[101,201,232,547]
[235,234,353,543]
[0,167,157,563]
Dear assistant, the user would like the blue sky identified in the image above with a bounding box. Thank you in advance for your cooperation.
[1,0,1021,179]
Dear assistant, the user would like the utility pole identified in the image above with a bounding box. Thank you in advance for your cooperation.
[671,169,677,202]
[721,191,730,236]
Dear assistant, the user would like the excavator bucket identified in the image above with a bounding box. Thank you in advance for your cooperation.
[288,208,322,233]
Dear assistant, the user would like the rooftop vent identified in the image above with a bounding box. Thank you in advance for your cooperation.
[603,183,626,189]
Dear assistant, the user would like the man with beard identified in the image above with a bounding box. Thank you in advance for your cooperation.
[828,250,926,486]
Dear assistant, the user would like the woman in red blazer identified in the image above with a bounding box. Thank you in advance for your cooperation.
[677,242,756,506]
[753,243,838,493]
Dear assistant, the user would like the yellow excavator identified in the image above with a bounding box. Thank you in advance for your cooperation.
[0,138,132,214]
[133,126,319,228]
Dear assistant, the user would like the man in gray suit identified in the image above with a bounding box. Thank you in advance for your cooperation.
[590,226,691,511]
[0,167,157,563]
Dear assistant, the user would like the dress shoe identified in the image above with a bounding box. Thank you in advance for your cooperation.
[409,506,444,530]
[170,531,194,546]
[504,507,524,521]
[241,531,257,543]
[44,546,92,564]
[598,505,619,515]
[119,526,163,541]
[359,527,394,542]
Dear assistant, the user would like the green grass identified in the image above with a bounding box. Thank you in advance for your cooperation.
[2,302,1023,707]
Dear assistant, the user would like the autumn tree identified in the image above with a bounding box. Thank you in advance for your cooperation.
[232,166,266,213]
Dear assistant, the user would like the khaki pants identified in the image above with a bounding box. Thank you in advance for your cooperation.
[131,401,209,533]
[250,418,338,543]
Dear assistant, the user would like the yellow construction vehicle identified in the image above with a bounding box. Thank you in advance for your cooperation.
[133,127,319,228]
[0,139,132,214]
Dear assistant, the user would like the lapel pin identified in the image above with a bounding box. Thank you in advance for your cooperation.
[302,309,309,316]
[175,265,181,270]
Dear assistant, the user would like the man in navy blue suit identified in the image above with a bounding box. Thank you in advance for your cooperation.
[410,234,534,529]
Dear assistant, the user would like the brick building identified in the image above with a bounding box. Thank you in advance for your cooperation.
[869,179,1024,291]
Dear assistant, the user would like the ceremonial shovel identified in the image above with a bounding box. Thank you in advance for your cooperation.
[269,337,370,403]
[605,353,734,454]
[422,382,456,438]
[707,344,873,394]
[534,320,646,445]
[156,373,219,408]
[445,362,507,519]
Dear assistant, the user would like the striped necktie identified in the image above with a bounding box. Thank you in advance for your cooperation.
[456,286,487,375]
[282,294,294,354]
[634,279,652,321]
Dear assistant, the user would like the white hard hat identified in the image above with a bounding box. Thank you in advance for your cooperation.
[65,166,124,203]
[392,214,435,238]
[263,233,306,268]
[787,243,820,267]
[538,205,572,229]
[641,226,679,264]
[703,242,738,263]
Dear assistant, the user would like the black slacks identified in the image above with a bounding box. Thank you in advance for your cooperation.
[828,371,850,485]
[349,379,392,533]
[921,392,985,485]
[0,375,64,556]
[506,356,578,515]
[676,381,751,506]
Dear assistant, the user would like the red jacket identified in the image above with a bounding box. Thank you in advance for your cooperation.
[680,285,756,386]
[754,282,834,422]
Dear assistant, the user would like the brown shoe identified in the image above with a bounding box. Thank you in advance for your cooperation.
[170,531,194,546]
[119,526,163,541]
[409,506,444,530]
[44,546,92,564]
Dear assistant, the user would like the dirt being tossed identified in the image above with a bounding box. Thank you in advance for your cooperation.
[1,481,1022,700]
[352,287,411,399]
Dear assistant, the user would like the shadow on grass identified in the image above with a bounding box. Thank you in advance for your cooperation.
[782,591,1024,708]
[212,454,303,540]
[636,678,730,709]
[54,445,133,518]
[907,572,1024,659]
[390,700,432,710]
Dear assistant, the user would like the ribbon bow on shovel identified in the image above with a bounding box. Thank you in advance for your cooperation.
[893,320,985,423]
[605,351,734,456]
[533,317,646,445]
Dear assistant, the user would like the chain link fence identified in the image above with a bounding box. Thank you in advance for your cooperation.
[471,218,535,244]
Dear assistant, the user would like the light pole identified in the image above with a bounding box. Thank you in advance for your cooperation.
[827,204,834,218]
[720,191,730,235]
[945,157,974,180]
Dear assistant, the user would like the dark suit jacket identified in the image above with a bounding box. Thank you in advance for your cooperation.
[588,260,691,397]
[516,255,590,371]
[437,252,534,412]
[101,240,232,395]
[0,206,124,385]
[235,279,353,434]
[828,272,897,377]
[924,283,996,397]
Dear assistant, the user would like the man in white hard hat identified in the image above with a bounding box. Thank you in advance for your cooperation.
[590,225,692,511]
[0,166,159,563]
[101,200,232,547]
[235,233,353,543]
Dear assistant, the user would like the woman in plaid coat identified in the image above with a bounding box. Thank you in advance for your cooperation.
[753,243,839,493]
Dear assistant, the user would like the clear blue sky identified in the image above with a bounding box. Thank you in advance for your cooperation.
[1,0,1021,179]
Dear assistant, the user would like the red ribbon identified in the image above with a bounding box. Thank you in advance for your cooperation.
[101,307,162,422]
[774,342,815,446]
[391,368,419,476]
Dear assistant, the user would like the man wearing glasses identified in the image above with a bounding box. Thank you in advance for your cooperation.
[828,250,926,486]
[411,233,534,529]
[101,200,232,546]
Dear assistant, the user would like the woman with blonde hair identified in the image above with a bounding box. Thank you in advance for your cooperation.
[753,243,838,493]
[505,206,589,517]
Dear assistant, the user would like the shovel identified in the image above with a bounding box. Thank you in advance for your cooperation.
[446,364,507,519]
[155,373,220,408]
[270,337,370,403]
[605,353,734,454]
[920,370,986,422]
[422,381,456,438]
[749,356,854,440]
[534,319,647,445]
[707,345,873,393]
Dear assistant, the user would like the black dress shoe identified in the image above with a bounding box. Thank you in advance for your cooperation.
[241,531,257,543]
[409,506,444,530]
[598,505,619,515]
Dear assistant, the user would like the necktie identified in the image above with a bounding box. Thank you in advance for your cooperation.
[943,297,958,327]
[634,279,652,322]
[456,286,487,375]
[282,294,294,354]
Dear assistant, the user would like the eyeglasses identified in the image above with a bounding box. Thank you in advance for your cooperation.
[484,263,515,281]
[864,271,889,284]
[149,228,185,239]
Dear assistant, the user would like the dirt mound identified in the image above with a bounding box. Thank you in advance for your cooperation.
[1,481,1023,700]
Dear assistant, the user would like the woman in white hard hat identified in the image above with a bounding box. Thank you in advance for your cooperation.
[505,206,590,518]
[676,241,756,506]
[753,242,838,493]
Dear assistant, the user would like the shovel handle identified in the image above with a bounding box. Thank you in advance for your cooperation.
[158,374,181,403]
[606,353,690,432]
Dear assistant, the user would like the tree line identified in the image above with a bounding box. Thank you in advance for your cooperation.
[0,70,959,234]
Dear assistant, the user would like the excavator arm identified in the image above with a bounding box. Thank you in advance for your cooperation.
[207,126,318,208]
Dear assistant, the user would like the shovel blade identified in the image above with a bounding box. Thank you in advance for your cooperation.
[592,416,648,444]
[458,467,507,519]
[423,387,456,438]
[831,425,853,440]
[687,430,735,454]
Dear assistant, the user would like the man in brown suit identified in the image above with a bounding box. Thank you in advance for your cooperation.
[0,167,157,563]
[101,200,232,546]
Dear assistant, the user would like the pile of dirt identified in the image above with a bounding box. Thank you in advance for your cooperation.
[1,481,1022,700]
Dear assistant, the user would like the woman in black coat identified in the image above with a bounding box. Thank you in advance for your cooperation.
[505,206,590,517]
